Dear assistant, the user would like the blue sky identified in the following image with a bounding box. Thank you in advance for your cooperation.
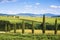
[0,0,60,15]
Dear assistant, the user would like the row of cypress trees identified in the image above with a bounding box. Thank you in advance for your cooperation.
[4,15,58,34]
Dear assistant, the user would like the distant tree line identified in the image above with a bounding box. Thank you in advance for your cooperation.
[0,20,60,31]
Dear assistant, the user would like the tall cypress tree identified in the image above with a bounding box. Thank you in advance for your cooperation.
[5,23,7,32]
[14,23,16,33]
[32,21,34,34]
[54,18,58,34]
[42,14,46,34]
[8,24,10,32]
[22,20,25,34]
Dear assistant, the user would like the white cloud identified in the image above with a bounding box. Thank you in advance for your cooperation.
[0,0,17,3]
[35,3,40,5]
[41,10,46,12]
[0,10,18,14]
[25,5,32,8]
[24,5,32,9]
[33,3,40,9]
[8,0,16,1]
[50,5,60,9]
[7,11,16,14]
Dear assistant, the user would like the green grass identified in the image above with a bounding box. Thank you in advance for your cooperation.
[0,33,60,40]
[0,16,60,24]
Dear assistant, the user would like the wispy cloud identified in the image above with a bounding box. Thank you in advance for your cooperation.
[50,5,60,9]
[24,5,32,10]
[35,3,40,5]
[25,5,32,8]
[41,10,46,12]
[0,0,17,3]
[8,0,17,2]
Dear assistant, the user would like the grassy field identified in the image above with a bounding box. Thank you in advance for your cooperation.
[0,33,60,40]
[0,16,60,24]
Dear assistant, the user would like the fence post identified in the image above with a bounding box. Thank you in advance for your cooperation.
[54,18,58,34]
[42,14,46,34]
[22,20,25,34]
[14,23,16,33]
[32,21,34,34]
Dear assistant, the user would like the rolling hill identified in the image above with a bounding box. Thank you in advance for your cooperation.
[17,13,56,17]
[0,13,60,17]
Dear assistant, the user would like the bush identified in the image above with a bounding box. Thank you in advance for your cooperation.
[0,20,10,31]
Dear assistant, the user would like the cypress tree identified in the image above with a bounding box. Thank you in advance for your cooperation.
[22,20,25,34]
[32,21,34,34]
[42,14,46,34]
[5,23,7,32]
[54,18,58,34]
[14,24,16,33]
[8,24,10,32]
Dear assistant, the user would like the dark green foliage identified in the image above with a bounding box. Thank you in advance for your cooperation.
[54,18,58,34]
[35,23,42,29]
[46,24,55,30]
[0,20,5,31]
[25,23,32,29]
[19,23,23,29]
[42,15,46,34]
[58,24,60,30]
[0,20,10,31]
[0,20,10,32]
[22,20,25,34]
[16,23,21,29]
[10,23,15,30]
[35,23,55,30]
